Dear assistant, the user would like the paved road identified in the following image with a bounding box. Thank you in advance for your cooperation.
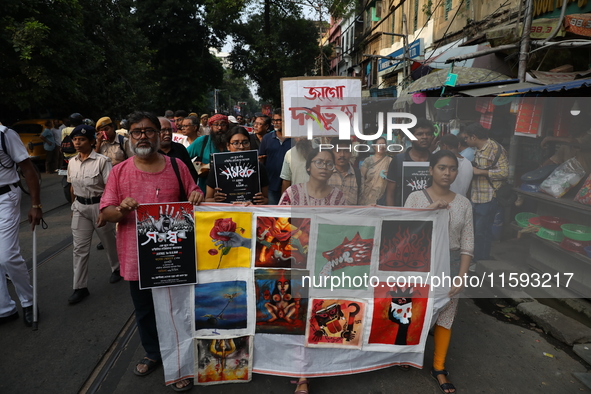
[1,172,589,393]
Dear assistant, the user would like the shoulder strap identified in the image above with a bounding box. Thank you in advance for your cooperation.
[197,135,209,161]
[0,126,16,169]
[170,157,187,201]
[117,135,128,159]
[353,165,362,201]
[484,140,503,170]
[422,189,434,204]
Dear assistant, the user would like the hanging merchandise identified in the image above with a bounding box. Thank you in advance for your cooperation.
[514,98,543,137]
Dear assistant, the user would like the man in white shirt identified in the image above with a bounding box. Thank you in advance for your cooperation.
[440,134,473,197]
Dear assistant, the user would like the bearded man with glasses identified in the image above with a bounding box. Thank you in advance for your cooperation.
[101,111,203,392]
[187,114,229,192]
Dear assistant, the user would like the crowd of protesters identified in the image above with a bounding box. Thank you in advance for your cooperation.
[2,107,512,394]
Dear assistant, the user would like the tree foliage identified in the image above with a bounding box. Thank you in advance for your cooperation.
[229,2,321,106]
[0,0,225,122]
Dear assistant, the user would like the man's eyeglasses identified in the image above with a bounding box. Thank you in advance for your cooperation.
[179,124,194,129]
[312,159,335,170]
[160,128,173,134]
[230,140,251,147]
[130,128,158,139]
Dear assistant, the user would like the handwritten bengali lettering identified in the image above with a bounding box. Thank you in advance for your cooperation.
[303,86,346,101]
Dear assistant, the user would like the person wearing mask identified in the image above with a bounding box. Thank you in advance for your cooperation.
[404,150,473,394]
[439,134,473,197]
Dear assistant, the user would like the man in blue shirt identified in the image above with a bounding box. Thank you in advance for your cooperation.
[258,109,291,204]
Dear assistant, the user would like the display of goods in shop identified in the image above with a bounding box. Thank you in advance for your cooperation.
[559,238,591,255]
[539,216,570,231]
[515,212,538,228]
[540,158,586,198]
[561,224,591,242]
[574,173,591,206]
[536,227,564,242]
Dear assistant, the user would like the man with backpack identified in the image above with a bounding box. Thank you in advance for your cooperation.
[95,116,134,166]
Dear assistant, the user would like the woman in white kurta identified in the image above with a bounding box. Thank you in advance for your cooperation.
[404,150,474,394]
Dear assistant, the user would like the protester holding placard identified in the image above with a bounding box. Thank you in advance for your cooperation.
[404,150,474,394]
[205,127,268,205]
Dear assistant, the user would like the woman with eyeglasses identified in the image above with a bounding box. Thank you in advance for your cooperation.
[205,127,268,204]
[359,136,392,205]
[404,150,474,394]
[279,148,346,206]
[277,148,345,394]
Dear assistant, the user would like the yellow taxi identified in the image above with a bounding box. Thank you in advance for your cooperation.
[10,119,49,161]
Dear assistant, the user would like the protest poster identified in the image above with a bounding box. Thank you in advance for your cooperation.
[401,162,430,206]
[281,77,362,138]
[152,204,450,383]
[136,202,197,289]
[212,150,261,203]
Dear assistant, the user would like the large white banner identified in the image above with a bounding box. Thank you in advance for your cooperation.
[153,204,451,385]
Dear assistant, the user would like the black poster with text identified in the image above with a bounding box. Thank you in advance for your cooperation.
[136,202,197,289]
[401,162,430,206]
[212,150,261,202]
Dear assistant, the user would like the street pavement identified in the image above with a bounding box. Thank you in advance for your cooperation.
[0,172,589,393]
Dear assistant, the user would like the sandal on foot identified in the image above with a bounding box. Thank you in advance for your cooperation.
[291,379,310,394]
[398,365,411,371]
[171,378,194,392]
[431,369,456,394]
[133,357,161,376]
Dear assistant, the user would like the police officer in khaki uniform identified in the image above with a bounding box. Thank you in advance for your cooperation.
[94,116,134,166]
[67,125,120,304]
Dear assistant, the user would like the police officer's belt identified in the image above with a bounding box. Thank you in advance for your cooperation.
[0,183,19,195]
[76,195,102,205]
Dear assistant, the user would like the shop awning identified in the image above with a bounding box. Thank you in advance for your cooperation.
[458,82,543,96]
[497,78,591,95]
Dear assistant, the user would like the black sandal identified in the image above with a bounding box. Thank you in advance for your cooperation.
[133,357,161,376]
[431,369,456,394]
[171,378,194,392]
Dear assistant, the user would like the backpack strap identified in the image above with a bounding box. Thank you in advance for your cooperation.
[170,157,187,201]
[197,135,209,162]
[117,134,128,160]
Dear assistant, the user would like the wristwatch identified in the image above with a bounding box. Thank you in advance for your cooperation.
[32,204,42,209]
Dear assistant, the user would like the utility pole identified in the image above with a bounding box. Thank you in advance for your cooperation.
[402,13,411,89]
[518,0,534,82]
